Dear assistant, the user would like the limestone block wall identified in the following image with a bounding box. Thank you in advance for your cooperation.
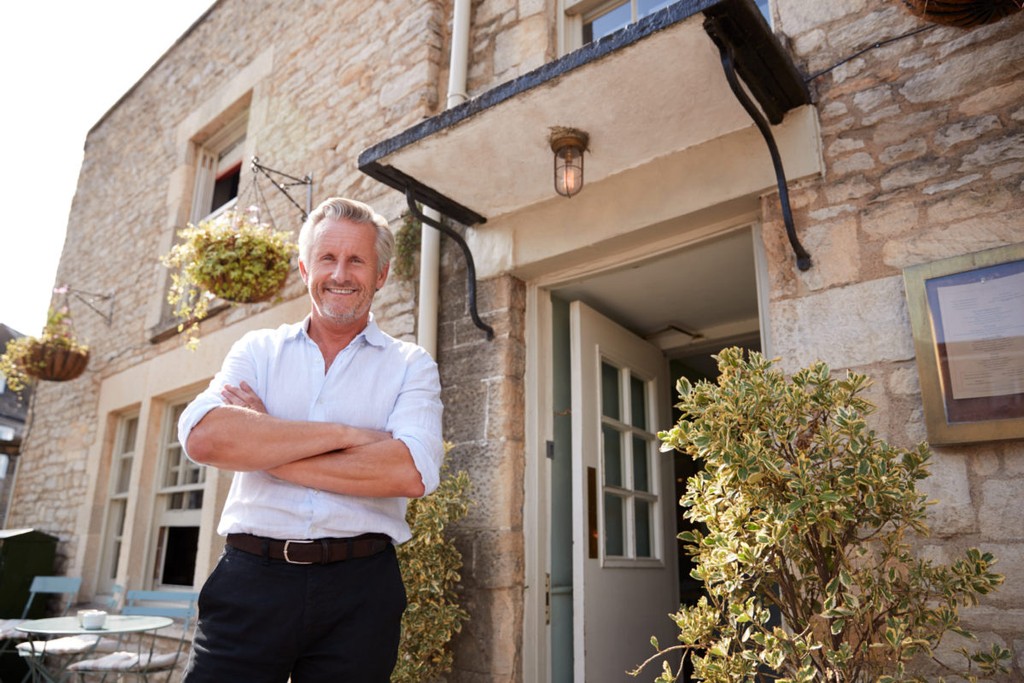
[9,0,447,573]
[466,0,555,94]
[764,0,1024,673]
[11,0,1023,679]
[436,237,527,683]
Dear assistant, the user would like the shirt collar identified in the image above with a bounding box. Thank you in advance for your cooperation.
[287,313,387,349]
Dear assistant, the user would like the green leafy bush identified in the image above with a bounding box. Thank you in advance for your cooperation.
[393,464,471,683]
[636,348,1007,683]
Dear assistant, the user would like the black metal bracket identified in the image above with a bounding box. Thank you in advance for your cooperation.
[61,286,114,326]
[406,189,495,341]
[250,157,314,223]
[705,16,812,271]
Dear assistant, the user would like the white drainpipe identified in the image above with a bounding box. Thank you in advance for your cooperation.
[418,0,471,357]
[446,0,471,110]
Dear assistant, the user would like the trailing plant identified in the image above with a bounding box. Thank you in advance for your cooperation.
[161,207,297,349]
[392,211,422,283]
[393,460,471,683]
[0,302,89,393]
[635,348,1008,683]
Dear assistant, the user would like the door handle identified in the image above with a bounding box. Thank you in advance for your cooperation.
[588,466,598,559]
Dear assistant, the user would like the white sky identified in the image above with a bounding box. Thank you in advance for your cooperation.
[1,1,215,336]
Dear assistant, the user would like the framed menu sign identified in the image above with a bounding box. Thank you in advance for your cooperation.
[903,243,1024,445]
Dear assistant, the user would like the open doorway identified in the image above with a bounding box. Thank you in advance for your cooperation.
[542,225,766,682]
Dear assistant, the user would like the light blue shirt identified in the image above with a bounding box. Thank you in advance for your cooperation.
[177,315,444,544]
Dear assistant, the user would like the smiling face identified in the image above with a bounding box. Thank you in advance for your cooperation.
[299,217,389,332]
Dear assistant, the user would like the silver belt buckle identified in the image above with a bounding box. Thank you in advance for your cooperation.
[283,539,315,564]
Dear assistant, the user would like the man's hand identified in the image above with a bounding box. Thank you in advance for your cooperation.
[221,381,267,413]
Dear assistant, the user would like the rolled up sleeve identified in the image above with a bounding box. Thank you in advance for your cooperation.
[387,349,445,496]
[177,333,259,460]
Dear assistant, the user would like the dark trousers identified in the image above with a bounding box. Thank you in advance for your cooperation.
[182,543,406,683]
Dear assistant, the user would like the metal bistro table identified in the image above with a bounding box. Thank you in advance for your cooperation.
[16,614,173,683]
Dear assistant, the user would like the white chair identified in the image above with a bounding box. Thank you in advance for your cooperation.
[67,590,199,683]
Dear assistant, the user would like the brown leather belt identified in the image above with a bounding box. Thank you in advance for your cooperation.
[226,532,390,565]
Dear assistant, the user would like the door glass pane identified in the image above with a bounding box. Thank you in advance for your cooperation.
[604,493,625,556]
[633,436,649,491]
[601,362,620,420]
[164,445,184,487]
[603,425,623,487]
[108,500,126,580]
[168,490,205,511]
[635,499,652,557]
[114,416,138,494]
[115,459,133,494]
[630,375,646,429]
[184,459,204,485]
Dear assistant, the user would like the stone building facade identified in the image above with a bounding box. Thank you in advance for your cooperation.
[7,0,1022,681]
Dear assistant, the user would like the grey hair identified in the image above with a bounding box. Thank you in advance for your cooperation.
[298,197,394,273]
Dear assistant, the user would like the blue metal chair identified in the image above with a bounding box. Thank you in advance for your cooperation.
[0,575,83,641]
[0,576,82,682]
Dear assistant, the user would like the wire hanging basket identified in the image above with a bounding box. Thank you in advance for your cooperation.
[901,0,1023,28]
[24,342,90,382]
[186,207,296,304]
[1,294,92,391]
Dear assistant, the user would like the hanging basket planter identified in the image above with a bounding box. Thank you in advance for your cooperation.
[0,304,91,393]
[901,0,1023,28]
[191,235,292,304]
[162,207,298,348]
[25,342,90,382]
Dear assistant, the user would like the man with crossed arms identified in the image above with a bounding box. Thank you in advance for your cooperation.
[178,197,443,682]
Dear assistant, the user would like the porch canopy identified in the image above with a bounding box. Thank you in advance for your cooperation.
[357,0,811,228]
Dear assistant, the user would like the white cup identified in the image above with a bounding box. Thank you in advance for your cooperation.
[79,610,107,629]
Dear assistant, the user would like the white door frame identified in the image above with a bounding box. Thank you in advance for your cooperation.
[521,216,771,682]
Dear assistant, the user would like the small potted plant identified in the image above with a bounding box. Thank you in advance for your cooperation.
[0,300,90,393]
[161,206,297,348]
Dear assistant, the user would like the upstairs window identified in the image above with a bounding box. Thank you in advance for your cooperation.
[151,110,249,338]
[583,0,674,43]
[567,0,771,51]
[191,112,247,223]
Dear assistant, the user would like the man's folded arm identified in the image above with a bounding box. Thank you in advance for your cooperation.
[185,406,391,472]
[267,438,425,498]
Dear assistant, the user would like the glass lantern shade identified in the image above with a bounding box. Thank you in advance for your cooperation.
[554,145,584,197]
[550,130,588,198]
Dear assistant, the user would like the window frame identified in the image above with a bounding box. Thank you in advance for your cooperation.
[598,358,664,568]
[190,111,248,225]
[560,0,772,54]
[149,399,205,589]
[150,108,251,341]
[97,413,139,594]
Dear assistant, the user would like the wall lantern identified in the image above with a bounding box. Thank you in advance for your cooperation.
[549,127,589,198]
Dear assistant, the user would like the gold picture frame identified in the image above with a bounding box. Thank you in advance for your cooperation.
[903,243,1024,445]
